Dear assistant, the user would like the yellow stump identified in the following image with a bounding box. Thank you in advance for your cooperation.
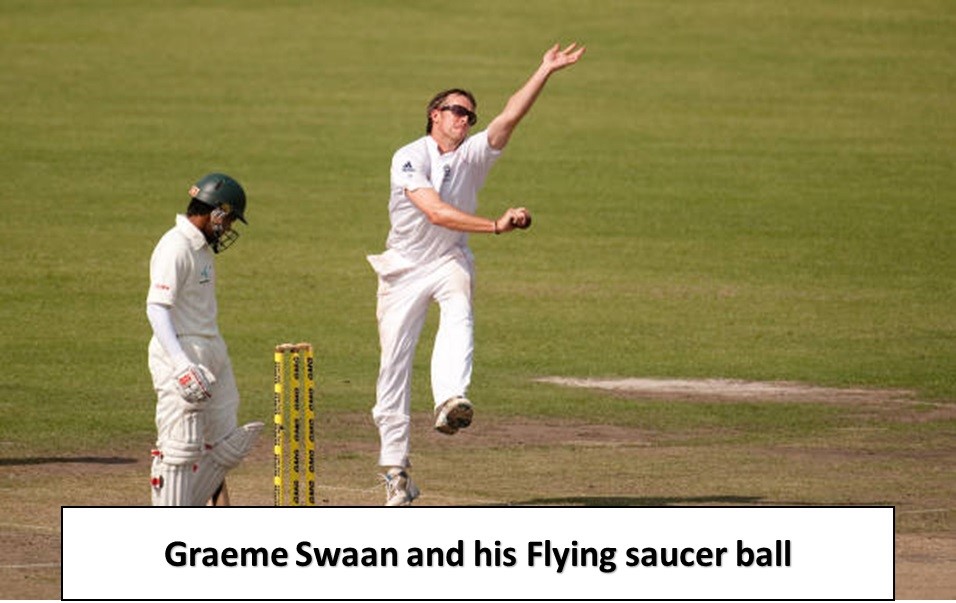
[273,343,317,506]
[273,349,284,507]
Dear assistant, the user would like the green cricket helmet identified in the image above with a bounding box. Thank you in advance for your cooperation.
[188,172,247,224]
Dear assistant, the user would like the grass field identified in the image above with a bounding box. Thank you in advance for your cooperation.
[1,1,954,599]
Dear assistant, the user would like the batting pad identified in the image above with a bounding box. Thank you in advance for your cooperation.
[191,421,264,506]
[149,455,193,507]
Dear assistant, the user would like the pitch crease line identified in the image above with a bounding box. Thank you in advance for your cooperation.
[897,508,953,515]
[0,522,59,533]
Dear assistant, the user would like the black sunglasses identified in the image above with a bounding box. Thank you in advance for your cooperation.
[440,104,478,126]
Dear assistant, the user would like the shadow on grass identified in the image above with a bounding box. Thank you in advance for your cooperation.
[0,456,136,466]
[511,495,765,506]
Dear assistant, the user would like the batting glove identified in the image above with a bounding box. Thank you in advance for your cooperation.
[173,363,216,404]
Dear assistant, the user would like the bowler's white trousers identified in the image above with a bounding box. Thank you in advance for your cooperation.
[372,251,474,467]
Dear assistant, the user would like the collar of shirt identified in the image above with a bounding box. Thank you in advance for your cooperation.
[425,135,441,159]
[175,214,209,251]
[426,133,467,159]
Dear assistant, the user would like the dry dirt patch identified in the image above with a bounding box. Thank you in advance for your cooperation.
[536,376,919,404]
[3,384,953,599]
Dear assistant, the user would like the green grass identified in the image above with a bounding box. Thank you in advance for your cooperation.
[1,0,954,456]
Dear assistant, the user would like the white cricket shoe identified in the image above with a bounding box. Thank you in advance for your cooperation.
[434,396,473,435]
[383,468,420,506]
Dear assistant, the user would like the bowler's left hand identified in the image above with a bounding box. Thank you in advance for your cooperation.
[542,42,586,72]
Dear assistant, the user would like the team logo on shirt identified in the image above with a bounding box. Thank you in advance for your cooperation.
[199,264,212,285]
[442,164,451,184]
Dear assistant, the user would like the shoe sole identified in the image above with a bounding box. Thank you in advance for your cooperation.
[385,484,421,507]
[386,496,416,507]
[435,401,473,435]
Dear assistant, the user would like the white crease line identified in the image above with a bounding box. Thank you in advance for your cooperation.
[897,508,953,516]
[0,563,60,569]
[319,484,497,505]
[0,523,59,534]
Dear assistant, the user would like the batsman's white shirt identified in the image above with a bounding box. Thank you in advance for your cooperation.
[367,130,501,276]
[147,214,218,337]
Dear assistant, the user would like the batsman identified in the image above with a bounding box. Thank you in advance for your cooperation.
[146,173,263,506]
[367,43,586,506]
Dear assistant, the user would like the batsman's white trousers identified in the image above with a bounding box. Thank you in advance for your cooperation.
[148,334,240,505]
[372,251,474,468]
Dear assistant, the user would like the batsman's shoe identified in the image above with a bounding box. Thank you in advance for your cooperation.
[383,468,420,507]
[434,396,473,435]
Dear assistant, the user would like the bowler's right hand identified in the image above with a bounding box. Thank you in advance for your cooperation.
[495,207,532,234]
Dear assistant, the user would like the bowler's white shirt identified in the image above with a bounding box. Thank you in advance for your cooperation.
[368,130,501,276]
[147,214,219,337]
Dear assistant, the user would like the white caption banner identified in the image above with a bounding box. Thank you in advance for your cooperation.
[62,506,893,600]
